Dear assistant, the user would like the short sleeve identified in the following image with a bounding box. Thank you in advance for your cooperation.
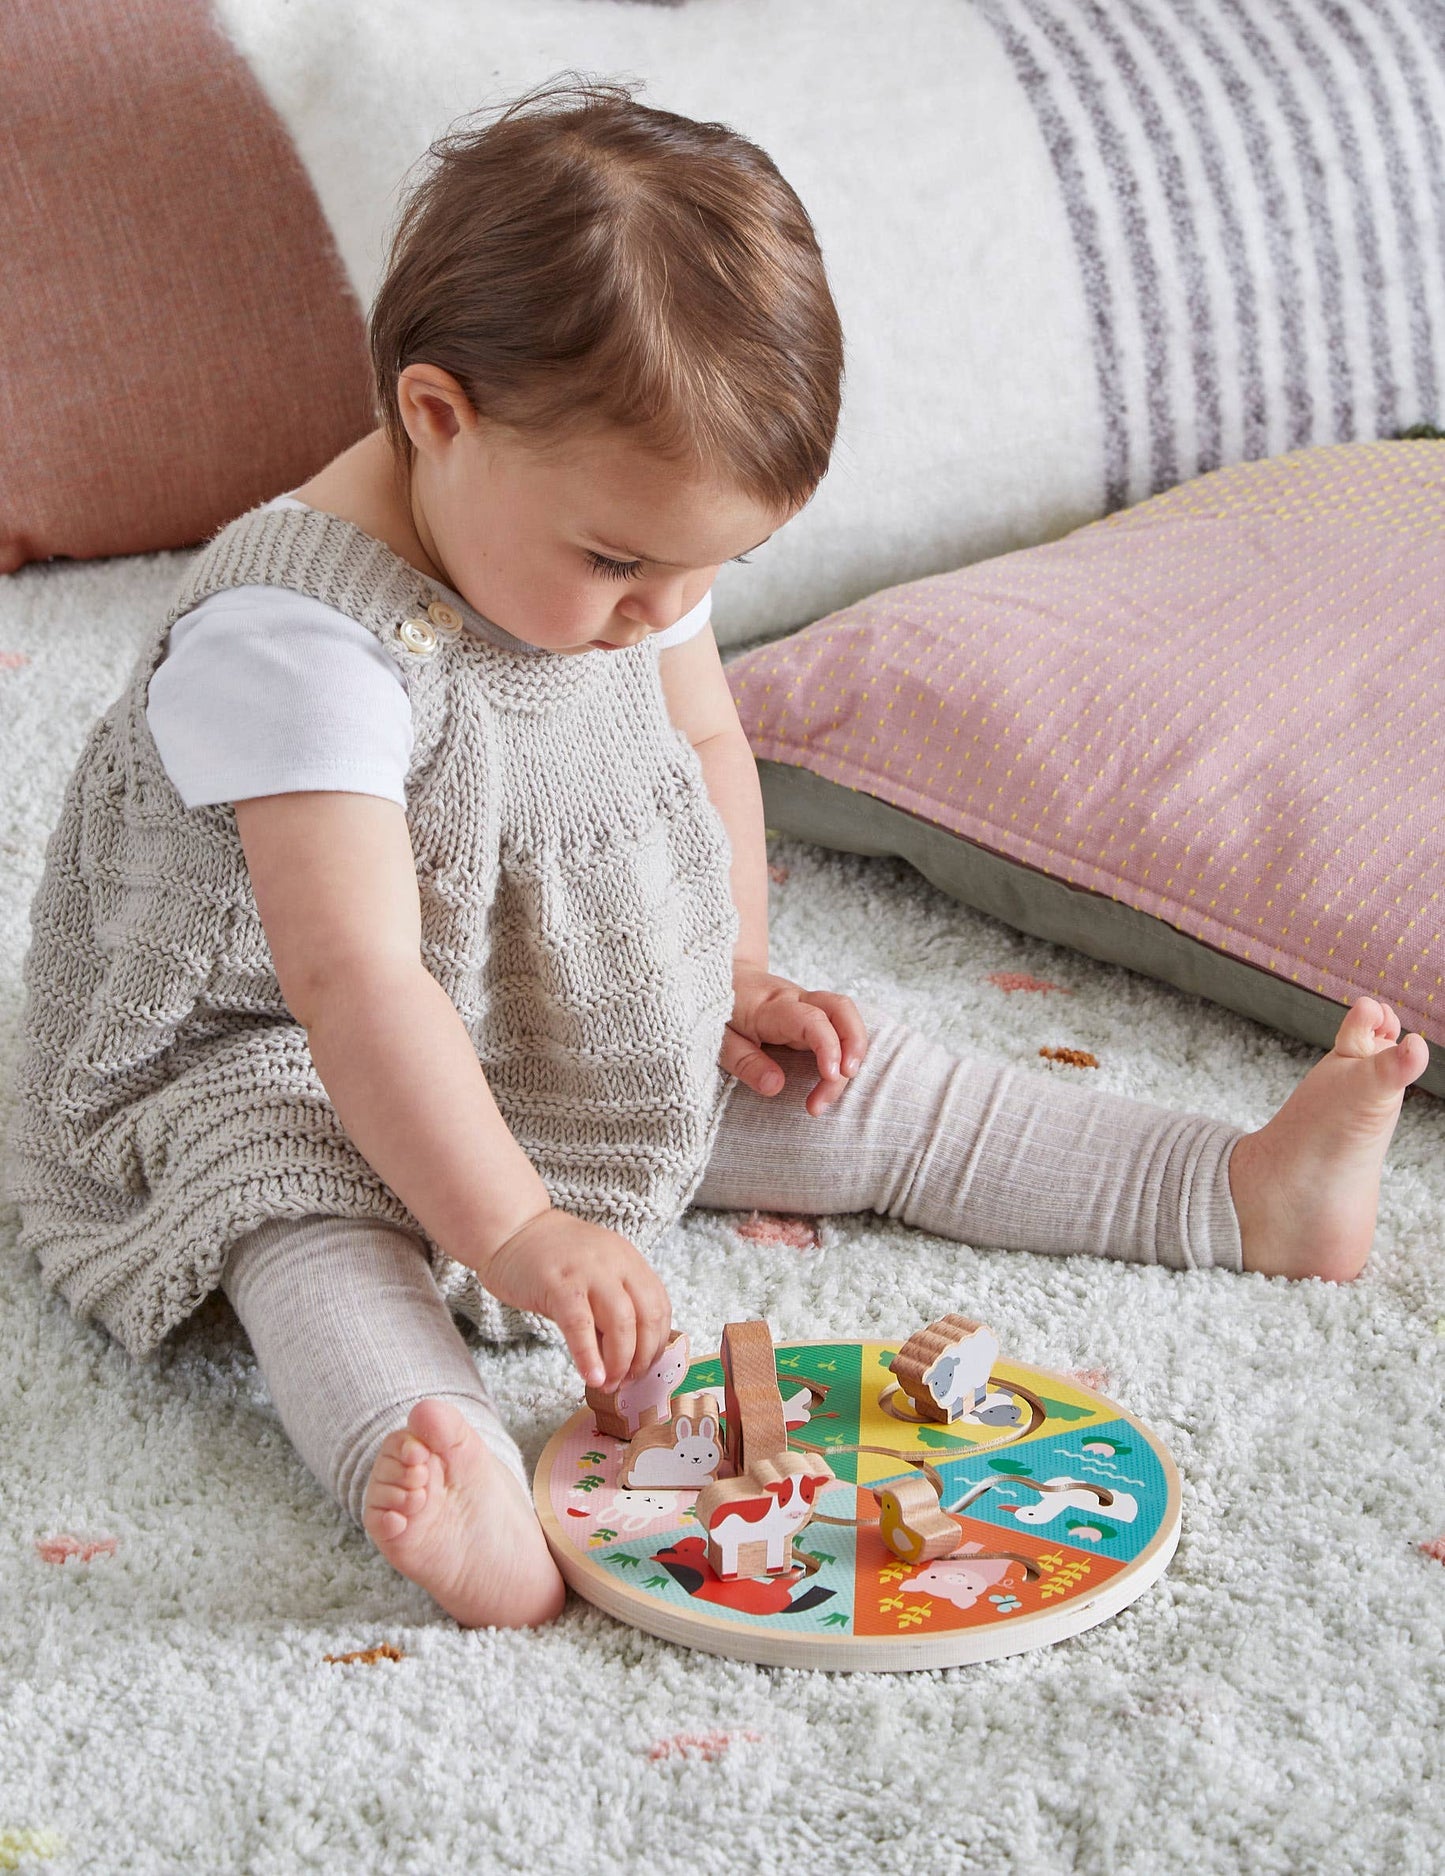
[650,588,712,650]
[145,586,414,810]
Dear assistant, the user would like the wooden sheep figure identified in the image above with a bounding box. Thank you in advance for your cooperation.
[889,1314,1000,1424]
[586,1328,691,1440]
[616,1393,724,1490]
[693,1449,835,1579]
[720,1318,788,1478]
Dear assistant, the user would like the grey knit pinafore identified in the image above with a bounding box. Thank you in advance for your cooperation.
[2,501,741,1359]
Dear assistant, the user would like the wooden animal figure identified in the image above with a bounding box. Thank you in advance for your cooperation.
[693,1450,835,1580]
[616,1394,724,1490]
[720,1319,788,1477]
[890,1314,1000,1424]
[877,1472,966,1565]
[586,1329,691,1439]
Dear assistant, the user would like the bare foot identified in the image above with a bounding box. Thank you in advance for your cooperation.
[1228,998,1429,1282]
[361,1399,567,1629]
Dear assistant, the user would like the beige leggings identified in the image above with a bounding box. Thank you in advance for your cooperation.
[220,1008,1244,1529]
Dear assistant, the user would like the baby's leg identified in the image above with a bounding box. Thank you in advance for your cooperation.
[695,998,1426,1280]
[221,1214,564,1628]
[695,1006,1244,1271]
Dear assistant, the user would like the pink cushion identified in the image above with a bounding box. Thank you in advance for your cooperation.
[0,0,375,574]
[728,440,1445,1057]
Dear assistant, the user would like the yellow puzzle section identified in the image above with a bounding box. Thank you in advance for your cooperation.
[852,1343,1116,1492]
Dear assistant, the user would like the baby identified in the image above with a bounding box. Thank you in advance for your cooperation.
[3,77,1427,1634]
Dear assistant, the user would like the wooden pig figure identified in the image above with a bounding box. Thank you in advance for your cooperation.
[890,1314,1000,1424]
[693,1450,835,1579]
[586,1329,690,1439]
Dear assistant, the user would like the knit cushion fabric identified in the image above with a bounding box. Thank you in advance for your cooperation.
[0,0,374,573]
[726,440,1445,1095]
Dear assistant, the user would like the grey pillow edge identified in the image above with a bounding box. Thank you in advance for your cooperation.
[756,759,1443,1103]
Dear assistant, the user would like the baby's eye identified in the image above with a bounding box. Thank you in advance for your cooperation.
[586,551,642,581]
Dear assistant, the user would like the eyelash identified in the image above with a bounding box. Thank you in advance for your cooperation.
[585,551,754,581]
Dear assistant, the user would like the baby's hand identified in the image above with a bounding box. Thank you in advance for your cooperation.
[723,964,869,1117]
[479,1206,672,1394]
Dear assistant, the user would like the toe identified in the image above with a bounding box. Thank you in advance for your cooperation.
[1337,996,1388,1055]
[1366,1032,1424,1097]
[1396,1031,1430,1084]
[407,1399,471,1466]
[367,1479,424,1515]
[1367,998,1402,1043]
[367,1433,420,1478]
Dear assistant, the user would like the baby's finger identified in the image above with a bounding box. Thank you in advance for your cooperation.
[803,990,870,1075]
[765,998,841,1071]
[593,1284,639,1395]
[553,1294,606,1391]
[625,1273,672,1380]
[720,1025,787,1097]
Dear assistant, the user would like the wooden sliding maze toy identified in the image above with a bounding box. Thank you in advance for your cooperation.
[532,1315,1182,1671]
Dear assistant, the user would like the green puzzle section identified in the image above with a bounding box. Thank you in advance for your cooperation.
[684,1341,867,1482]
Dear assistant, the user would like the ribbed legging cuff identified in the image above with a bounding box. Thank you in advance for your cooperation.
[220,1214,530,1530]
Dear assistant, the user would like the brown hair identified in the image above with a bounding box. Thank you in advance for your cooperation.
[367,72,844,513]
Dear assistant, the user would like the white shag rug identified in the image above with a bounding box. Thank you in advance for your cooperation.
[2,547,1443,1876]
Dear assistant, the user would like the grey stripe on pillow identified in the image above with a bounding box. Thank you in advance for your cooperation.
[977,0,1445,509]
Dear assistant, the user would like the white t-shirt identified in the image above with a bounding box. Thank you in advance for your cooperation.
[146,494,713,810]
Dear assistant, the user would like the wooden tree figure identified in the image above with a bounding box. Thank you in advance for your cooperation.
[616,1392,724,1490]
[877,1471,967,1564]
[693,1449,835,1579]
[720,1318,789,1477]
[586,1329,690,1440]
[889,1315,1000,1424]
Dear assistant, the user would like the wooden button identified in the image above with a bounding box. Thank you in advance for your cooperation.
[426,599,464,635]
[397,617,437,655]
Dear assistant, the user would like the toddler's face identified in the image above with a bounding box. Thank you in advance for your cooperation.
[400,368,795,654]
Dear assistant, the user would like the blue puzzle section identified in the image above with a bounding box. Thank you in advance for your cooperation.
[873,1418,1169,1565]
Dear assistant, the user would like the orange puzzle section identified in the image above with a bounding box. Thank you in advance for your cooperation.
[851,1508,1129,1637]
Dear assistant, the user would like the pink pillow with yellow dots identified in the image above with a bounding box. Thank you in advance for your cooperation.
[725,440,1445,1097]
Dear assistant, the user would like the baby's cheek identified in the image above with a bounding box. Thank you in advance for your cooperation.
[515,585,601,651]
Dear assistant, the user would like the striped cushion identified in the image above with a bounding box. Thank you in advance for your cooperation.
[727,441,1445,1092]
[975,0,1445,512]
[202,0,1445,648]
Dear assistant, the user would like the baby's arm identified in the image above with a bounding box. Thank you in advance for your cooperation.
[233,791,670,1387]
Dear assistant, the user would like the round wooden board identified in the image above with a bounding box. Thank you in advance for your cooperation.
[534,1338,1181,1672]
